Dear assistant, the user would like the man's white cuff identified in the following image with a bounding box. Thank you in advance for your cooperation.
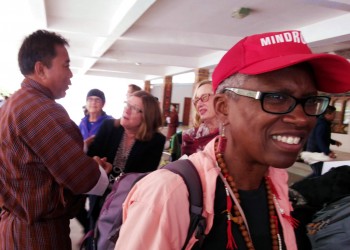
[85,165,109,195]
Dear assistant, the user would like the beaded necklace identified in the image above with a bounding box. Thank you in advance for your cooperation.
[214,141,282,250]
[111,132,135,181]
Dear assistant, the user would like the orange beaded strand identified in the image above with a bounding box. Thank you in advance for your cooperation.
[215,141,281,250]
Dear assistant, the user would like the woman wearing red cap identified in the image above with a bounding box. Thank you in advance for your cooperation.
[114,30,350,250]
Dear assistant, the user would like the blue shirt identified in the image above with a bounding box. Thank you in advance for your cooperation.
[79,112,113,140]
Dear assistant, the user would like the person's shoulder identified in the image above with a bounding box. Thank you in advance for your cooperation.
[79,115,88,123]
[182,127,195,136]
[50,101,70,117]
[132,169,188,199]
[315,117,328,127]
[102,117,118,126]
[317,116,327,123]
[154,131,166,140]
[100,113,113,120]
[19,89,65,117]
[98,119,122,136]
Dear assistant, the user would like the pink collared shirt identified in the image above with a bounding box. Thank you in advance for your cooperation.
[116,138,297,250]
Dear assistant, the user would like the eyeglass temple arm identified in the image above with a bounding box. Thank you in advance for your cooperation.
[226,88,262,100]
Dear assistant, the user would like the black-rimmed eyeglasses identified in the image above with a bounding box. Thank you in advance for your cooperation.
[224,87,330,116]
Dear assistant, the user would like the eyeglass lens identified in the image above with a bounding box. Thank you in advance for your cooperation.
[87,97,102,103]
[124,102,142,113]
[193,93,211,105]
[262,93,329,115]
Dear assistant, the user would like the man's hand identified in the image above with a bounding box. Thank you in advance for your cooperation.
[335,140,342,147]
[93,156,112,174]
[329,151,337,159]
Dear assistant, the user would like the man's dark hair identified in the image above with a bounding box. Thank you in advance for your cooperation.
[18,30,69,75]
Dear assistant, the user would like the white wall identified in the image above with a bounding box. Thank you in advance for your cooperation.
[1,74,144,126]
[7,73,349,153]
[331,132,350,153]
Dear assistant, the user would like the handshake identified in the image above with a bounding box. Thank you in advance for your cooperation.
[93,156,112,174]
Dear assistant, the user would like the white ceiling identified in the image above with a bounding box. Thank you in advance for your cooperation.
[3,0,350,83]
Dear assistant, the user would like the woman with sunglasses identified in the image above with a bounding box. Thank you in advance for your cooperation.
[181,79,219,156]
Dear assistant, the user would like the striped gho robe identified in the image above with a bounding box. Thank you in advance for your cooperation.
[0,78,102,250]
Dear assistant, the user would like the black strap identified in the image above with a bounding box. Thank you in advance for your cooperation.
[163,159,206,249]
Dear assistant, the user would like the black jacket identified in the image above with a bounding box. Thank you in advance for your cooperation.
[306,116,335,155]
[88,118,166,175]
[86,118,165,223]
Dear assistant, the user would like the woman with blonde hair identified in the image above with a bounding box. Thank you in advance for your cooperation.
[181,79,219,156]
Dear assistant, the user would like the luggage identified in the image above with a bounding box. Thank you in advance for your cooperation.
[307,195,350,249]
[289,165,350,249]
[82,159,205,250]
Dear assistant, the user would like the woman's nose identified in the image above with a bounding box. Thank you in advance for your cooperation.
[282,104,310,127]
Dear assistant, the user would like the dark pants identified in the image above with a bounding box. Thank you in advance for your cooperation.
[309,162,324,178]
[76,207,89,234]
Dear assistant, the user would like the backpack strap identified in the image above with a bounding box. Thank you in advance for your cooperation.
[163,159,206,249]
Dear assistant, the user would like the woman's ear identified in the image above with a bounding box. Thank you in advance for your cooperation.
[213,93,229,119]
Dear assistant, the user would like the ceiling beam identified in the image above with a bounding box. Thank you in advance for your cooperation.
[78,0,157,76]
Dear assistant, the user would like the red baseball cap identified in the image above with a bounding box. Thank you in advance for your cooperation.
[212,30,350,93]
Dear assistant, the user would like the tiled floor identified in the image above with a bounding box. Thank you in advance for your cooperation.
[287,150,350,184]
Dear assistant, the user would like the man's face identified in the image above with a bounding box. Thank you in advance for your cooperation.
[42,45,73,99]
[225,66,318,168]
